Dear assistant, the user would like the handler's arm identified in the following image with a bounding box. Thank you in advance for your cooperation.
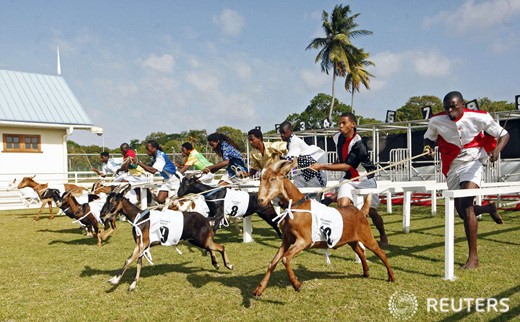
[489,133,510,162]
[137,161,158,174]
[203,160,229,173]
[423,138,436,156]
[310,162,350,172]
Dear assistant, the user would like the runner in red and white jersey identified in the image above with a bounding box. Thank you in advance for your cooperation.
[423,91,509,269]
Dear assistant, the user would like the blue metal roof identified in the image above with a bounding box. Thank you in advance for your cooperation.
[0,69,93,126]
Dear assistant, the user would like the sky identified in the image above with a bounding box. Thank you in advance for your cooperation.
[1,0,519,149]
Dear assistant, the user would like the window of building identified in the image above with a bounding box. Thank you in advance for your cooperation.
[3,134,41,152]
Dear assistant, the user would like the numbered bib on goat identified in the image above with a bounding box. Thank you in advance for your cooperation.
[310,200,343,248]
[224,189,250,217]
[149,210,184,246]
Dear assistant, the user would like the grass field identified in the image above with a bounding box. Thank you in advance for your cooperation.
[0,205,518,321]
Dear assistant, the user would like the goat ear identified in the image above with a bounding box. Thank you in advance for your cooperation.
[120,183,132,196]
[30,175,36,179]
[279,159,296,175]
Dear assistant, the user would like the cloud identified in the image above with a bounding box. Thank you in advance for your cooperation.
[367,50,451,90]
[412,51,451,77]
[186,71,220,92]
[212,9,246,36]
[141,53,174,73]
[370,51,405,78]
[300,68,329,89]
[233,61,252,80]
[423,0,520,34]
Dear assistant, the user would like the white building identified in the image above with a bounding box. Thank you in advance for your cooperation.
[0,69,101,209]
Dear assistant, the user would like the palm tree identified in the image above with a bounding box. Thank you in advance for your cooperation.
[306,4,372,121]
[344,48,374,115]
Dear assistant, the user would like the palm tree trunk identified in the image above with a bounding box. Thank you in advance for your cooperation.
[328,72,336,122]
[351,84,355,115]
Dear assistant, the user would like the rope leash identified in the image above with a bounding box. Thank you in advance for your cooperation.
[303,151,430,196]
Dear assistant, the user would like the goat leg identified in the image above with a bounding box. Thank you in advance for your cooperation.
[48,201,54,220]
[281,240,307,292]
[128,256,144,291]
[349,242,369,278]
[34,203,46,221]
[361,238,396,282]
[252,245,286,297]
[109,244,141,286]
[206,241,233,270]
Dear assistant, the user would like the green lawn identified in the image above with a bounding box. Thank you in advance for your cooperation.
[0,205,518,321]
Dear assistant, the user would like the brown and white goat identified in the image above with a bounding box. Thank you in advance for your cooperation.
[91,179,113,195]
[252,159,395,297]
[100,185,234,291]
[53,190,107,247]
[17,176,87,221]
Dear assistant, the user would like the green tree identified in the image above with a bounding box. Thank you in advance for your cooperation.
[477,97,515,113]
[306,4,372,121]
[344,48,374,115]
[144,132,169,145]
[284,93,352,130]
[396,95,443,121]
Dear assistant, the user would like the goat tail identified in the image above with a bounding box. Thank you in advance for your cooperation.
[360,193,372,216]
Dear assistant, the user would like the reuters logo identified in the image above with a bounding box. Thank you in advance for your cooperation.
[388,290,418,320]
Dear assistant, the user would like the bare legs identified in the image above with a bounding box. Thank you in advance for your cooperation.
[455,181,481,269]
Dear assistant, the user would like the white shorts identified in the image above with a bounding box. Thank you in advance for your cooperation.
[337,177,379,209]
[158,174,183,193]
[113,173,148,184]
[446,148,484,190]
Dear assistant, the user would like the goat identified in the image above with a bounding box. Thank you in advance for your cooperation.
[177,174,283,238]
[52,190,115,246]
[91,179,113,195]
[8,178,40,206]
[17,176,87,221]
[252,159,395,297]
[100,184,234,291]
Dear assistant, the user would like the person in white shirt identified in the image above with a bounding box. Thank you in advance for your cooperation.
[279,121,328,188]
[92,152,122,178]
[423,91,509,269]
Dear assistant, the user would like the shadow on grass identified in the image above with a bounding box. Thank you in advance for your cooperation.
[187,263,377,308]
[38,227,85,235]
[49,236,101,246]
[80,261,231,293]
[210,222,282,245]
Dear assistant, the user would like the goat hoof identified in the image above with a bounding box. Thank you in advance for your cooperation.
[226,264,234,270]
[108,276,120,285]
[128,282,137,291]
[252,288,263,298]
[294,282,303,292]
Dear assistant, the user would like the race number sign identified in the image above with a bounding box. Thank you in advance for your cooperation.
[422,106,432,119]
[386,110,396,123]
[465,99,479,110]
